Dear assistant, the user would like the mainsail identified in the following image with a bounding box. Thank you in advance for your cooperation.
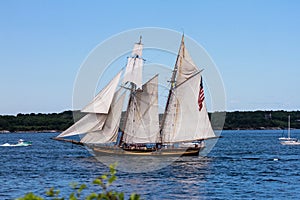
[81,71,121,114]
[122,40,144,89]
[162,72,215,143]
[123,75,159,144]
[161,35,216,143]
[80,90,126,144]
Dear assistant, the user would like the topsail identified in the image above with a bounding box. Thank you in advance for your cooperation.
[175,35,199,86]
[122,41,144,89]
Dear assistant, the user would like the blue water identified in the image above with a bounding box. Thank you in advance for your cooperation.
[1,130,300,199]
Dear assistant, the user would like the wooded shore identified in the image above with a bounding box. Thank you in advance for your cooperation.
[1,110,300,133]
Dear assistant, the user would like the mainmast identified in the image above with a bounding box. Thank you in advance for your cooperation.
[288,115,291,139]
[159,34,185,144]
[159,34,215,143]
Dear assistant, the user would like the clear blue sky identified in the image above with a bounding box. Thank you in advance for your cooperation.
[0,0,299,115]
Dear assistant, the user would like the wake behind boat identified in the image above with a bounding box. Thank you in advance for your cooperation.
[55,35,217,156]
[0,139,32,147]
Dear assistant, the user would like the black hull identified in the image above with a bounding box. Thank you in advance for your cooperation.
[91,146,203,157]
[53,137,204,156]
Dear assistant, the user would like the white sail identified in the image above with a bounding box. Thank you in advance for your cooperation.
[81,71,121,114]
[80,92,126,144]
[58,88,123,138]
[176,36,199,86]
[162,73,215,143]
[132,42,143,57]
[57,36,218,155]
[123,75,159,144]
[57,113,107,138]
[122,42,144,89]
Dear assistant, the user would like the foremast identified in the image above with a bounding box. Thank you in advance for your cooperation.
[119,37,143,145]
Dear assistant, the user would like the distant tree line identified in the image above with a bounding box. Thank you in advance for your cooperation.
[0,111,83,132]
[0,110,300,132]
[220,110,300,130]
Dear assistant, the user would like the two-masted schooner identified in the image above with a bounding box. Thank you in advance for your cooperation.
[56,35,217,156]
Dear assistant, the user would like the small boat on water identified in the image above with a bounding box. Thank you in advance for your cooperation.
[0,139,32,147]
[281,140,300,145]
[16,139,32,146]
[280,115,300,145]
[278,116,297,141]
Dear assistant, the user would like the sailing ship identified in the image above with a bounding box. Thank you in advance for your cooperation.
[56,35,217,156]
[278,115,297,141]
[280,115,300,145]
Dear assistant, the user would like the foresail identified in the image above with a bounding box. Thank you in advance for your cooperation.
[81,71,121,114]
[123,75,159,144]
[57,113,107,138]
[80,92,126,144]
[176,35,199,86]
[162,73,215,143]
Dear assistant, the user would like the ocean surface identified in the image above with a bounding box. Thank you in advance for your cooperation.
[1,130,300,199]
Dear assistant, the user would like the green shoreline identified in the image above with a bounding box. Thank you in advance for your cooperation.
[1,110,300,133]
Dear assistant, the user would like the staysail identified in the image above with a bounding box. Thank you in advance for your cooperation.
[58,72,122,138]
[123,75,160,144]
[122,41,144,89]
[80,90,126,144]
[57,113,107,138]
[81,71,121,114]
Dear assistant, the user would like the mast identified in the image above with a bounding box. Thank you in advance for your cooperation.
[119,37,143,145]
[159,34,185,144]
[288,115,291,139]
[118,82,135,146]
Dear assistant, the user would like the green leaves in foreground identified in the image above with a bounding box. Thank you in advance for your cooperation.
[16,163,140,200]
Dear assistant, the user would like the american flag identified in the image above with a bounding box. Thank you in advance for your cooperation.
[198,76,205,111]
